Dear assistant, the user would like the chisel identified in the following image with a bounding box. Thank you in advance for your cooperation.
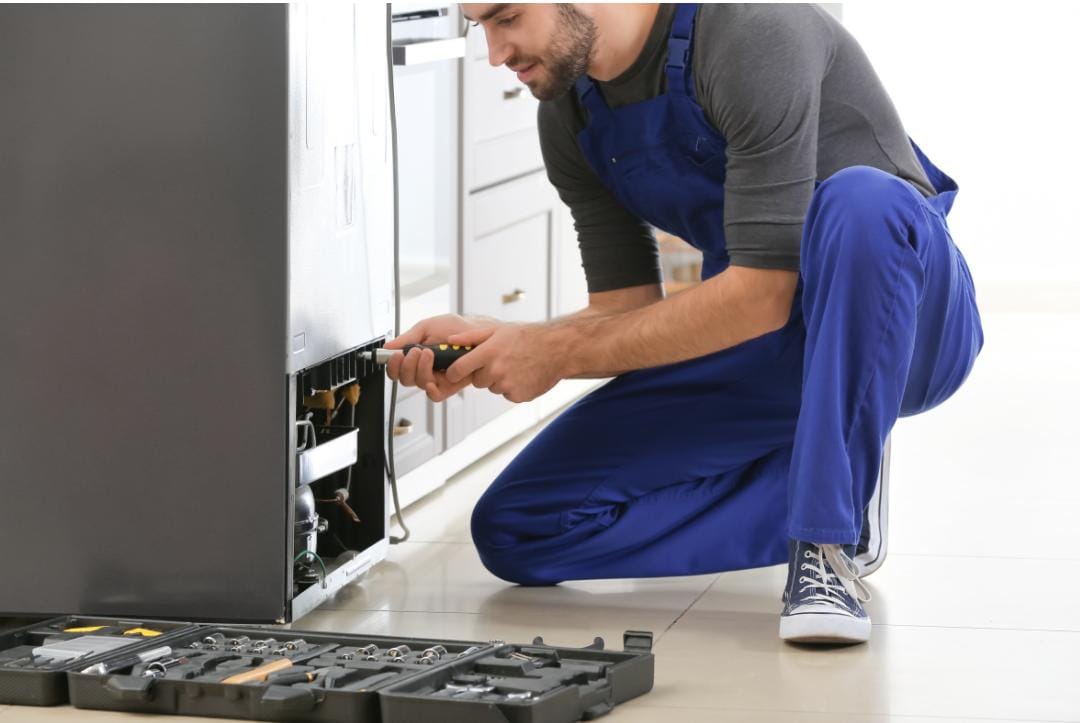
[360,344,474,371]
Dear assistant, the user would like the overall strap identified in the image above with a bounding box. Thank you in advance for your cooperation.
[574,74,611,120]
[665,3,699,97]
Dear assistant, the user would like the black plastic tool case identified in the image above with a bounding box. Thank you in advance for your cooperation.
[379,632,656,723]
[62,624,654,723]
[0,615,197,706]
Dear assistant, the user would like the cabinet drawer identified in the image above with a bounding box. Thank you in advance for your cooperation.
[464,29,539,145]
[463,214,550,322]
[464,386,512,432]
[471,170,552,238]
[471,128,543,191]
[389,386,443,478]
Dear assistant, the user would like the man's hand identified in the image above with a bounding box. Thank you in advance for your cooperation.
[384,314,503,402]
[444,323,564,403]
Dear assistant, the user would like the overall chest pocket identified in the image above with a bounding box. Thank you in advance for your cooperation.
[609,134,729,244]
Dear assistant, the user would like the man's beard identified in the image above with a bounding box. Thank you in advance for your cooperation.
[513,5,597,101]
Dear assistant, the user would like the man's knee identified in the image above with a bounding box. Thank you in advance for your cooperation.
[803,166,921,272]
[470,482,559,587]
[815,165,916,208]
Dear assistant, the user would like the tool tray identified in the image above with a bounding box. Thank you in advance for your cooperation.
[378,631,656,723]
[65,624,654,722]
[0,615,197,706]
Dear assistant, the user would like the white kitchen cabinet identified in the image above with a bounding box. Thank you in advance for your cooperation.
[461,171,555,430]
[392,16,605,509]
[462,20,544,191]
[389,385,445,479]
[387,2,464,498]
[553,202,590,317]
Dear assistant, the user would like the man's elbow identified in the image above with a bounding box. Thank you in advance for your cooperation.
[587,282,665,316]
[729,266,799,334]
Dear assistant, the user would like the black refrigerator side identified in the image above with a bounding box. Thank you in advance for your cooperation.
[0,5,291,620]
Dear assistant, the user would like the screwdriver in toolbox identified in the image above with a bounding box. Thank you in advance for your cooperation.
[220,644,338,685]
[361,344,474,372]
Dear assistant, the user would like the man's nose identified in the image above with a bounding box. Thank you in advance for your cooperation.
[487,37,512,68]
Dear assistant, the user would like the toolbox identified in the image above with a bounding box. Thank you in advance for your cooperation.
[0,616,197,706]
[1,617,654,722]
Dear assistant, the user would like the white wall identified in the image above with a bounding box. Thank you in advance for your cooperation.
[843,2,1080,286]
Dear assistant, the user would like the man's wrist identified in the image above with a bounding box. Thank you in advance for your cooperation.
[541,317,589,379]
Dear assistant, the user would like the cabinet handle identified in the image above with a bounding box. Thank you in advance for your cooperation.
[501,288,526,304]
[503,87,524,100]
[393,418,414,437]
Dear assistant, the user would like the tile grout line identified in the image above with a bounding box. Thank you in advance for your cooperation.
[655,574,725,644]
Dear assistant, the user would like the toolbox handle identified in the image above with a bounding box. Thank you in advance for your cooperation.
[531,635,605,651]
[104,675,154,702]
[259,685,318,716]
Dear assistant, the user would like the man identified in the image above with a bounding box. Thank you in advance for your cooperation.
[384,3,983,645]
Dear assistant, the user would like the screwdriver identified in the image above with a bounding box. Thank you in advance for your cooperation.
[361,344,473,371]
[221,644,337,685]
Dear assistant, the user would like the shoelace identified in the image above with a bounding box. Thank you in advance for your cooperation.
[797,544,872,610]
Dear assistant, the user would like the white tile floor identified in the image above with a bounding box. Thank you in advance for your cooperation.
[5,306,1080,721]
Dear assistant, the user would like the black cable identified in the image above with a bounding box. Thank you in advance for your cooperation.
[343,401,356,493]
[386,5,410,544]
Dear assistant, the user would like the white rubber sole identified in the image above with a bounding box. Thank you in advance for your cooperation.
[779,612,871,644]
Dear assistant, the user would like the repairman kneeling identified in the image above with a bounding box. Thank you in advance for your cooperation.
[384,3,984,646]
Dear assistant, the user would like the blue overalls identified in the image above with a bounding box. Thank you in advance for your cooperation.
[471,4,984,585]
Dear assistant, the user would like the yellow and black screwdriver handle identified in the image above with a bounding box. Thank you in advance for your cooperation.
[363,344,474,372]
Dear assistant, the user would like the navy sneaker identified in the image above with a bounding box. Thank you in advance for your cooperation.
[780,540,872,644]
[853,435,891,578]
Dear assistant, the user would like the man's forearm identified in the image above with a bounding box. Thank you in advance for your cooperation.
[546,267,798,378]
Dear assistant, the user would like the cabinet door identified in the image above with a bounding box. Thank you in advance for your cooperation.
[388,385,445,478]
[462,172,553,430]
[553,202,590,317]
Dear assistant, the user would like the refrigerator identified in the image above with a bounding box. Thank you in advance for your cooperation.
[0,4,395,622]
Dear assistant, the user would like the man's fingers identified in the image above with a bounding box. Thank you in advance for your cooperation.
[447,326,498,348]
[472,369,493,390]
[425,374,472,403]
[399,348,424,387]
[445,345,491,384]
[415,348,437,389]
[386,351,403,381]
[384,322,427,350]
[447,375,473,397]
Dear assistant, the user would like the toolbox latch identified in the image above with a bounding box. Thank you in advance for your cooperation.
[622,630,653,654]
[258,685,318,716]
[104,675,154,702]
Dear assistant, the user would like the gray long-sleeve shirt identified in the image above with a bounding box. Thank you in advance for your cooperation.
[539,3,934,293]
